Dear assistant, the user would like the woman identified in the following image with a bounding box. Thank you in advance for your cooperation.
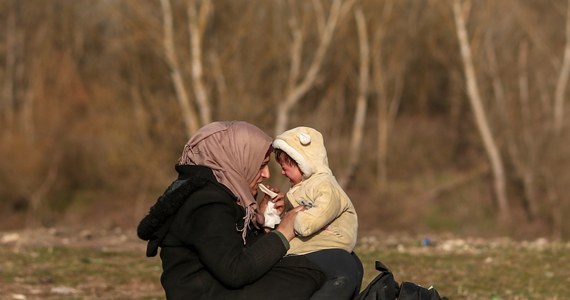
[137,121,325,300]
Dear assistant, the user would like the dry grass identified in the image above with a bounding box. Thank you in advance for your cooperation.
[1,229,569,299]
[357,234,570,299]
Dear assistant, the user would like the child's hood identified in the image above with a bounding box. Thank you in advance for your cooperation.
[273,126,331,178]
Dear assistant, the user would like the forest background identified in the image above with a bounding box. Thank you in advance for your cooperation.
[0,0,569,241]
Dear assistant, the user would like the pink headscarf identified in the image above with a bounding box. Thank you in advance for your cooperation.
[178,121,272,243]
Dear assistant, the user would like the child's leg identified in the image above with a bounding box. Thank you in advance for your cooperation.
[303,249,363,300]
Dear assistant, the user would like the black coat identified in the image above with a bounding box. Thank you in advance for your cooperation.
[138,165,325,300]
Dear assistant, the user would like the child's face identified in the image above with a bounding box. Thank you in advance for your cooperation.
[277,157,303,186]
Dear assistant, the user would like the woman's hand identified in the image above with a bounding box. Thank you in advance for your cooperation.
[255,185,283,226]
[276,205,304,241]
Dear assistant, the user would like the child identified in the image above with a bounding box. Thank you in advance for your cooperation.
[272,126,362,300]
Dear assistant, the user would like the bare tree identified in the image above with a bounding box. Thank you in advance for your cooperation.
[453,0,510,222]
[209,52,229,118]
[486,38,539,220]
[2,0,17,136]
[339,7,370,188]
[26,153,61,228]
[274,0,355,135]
[554,0,570,134]
[160,0,200,137]
[479,0,570,234]
[371,0,403,185]
[187,0,212,125]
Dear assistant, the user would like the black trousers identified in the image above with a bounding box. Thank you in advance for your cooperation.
[164,254,326,300]
[304,249,364,300]
[231,255,326,300]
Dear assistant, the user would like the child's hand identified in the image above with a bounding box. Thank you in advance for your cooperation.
[257,185,284,209]
[271,192,286,215]
[257,184,278,211]
[256,184,283,226]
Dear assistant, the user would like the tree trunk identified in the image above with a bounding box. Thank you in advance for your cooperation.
[554,0,570,134]
[160,0,200,138]
[275,0,354,135]
[339,8,369,188]
[486,40,538,220]
[371,0,402,186]
[187,0,212,125]
[453,0,510,223]
[3,0,17,136]
[26,154,61,228]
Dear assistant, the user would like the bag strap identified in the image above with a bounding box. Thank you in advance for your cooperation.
[375,260,391,273]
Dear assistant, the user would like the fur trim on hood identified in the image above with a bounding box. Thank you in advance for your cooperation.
[273,126,331,178]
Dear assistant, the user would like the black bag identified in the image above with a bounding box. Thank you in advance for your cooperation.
[354,261,399,300]
[354,261,447,300]
[398,281,446,300]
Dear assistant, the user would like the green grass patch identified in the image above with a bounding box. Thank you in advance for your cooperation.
[1,239,569,299]
[0,246,163,299]
[356,241,570,299]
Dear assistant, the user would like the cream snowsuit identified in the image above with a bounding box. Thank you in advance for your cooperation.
[273,127,358,255]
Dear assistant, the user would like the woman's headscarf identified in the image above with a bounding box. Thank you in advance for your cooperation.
[178,121,272,242]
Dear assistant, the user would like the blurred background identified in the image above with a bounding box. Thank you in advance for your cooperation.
[0,0,569,240]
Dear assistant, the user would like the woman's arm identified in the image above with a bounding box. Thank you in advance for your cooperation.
[178,201,287,288]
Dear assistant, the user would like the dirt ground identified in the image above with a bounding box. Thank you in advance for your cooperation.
[0,227,143,251]
[1,189,568,299]
[0,227,157,300]
[2,226,570,299]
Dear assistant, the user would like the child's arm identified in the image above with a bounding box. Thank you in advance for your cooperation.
[293,182,342,237]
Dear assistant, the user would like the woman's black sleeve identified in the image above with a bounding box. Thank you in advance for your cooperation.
[176,200,288,288]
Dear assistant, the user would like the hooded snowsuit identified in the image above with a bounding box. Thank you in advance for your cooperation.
[273,126,358,255]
